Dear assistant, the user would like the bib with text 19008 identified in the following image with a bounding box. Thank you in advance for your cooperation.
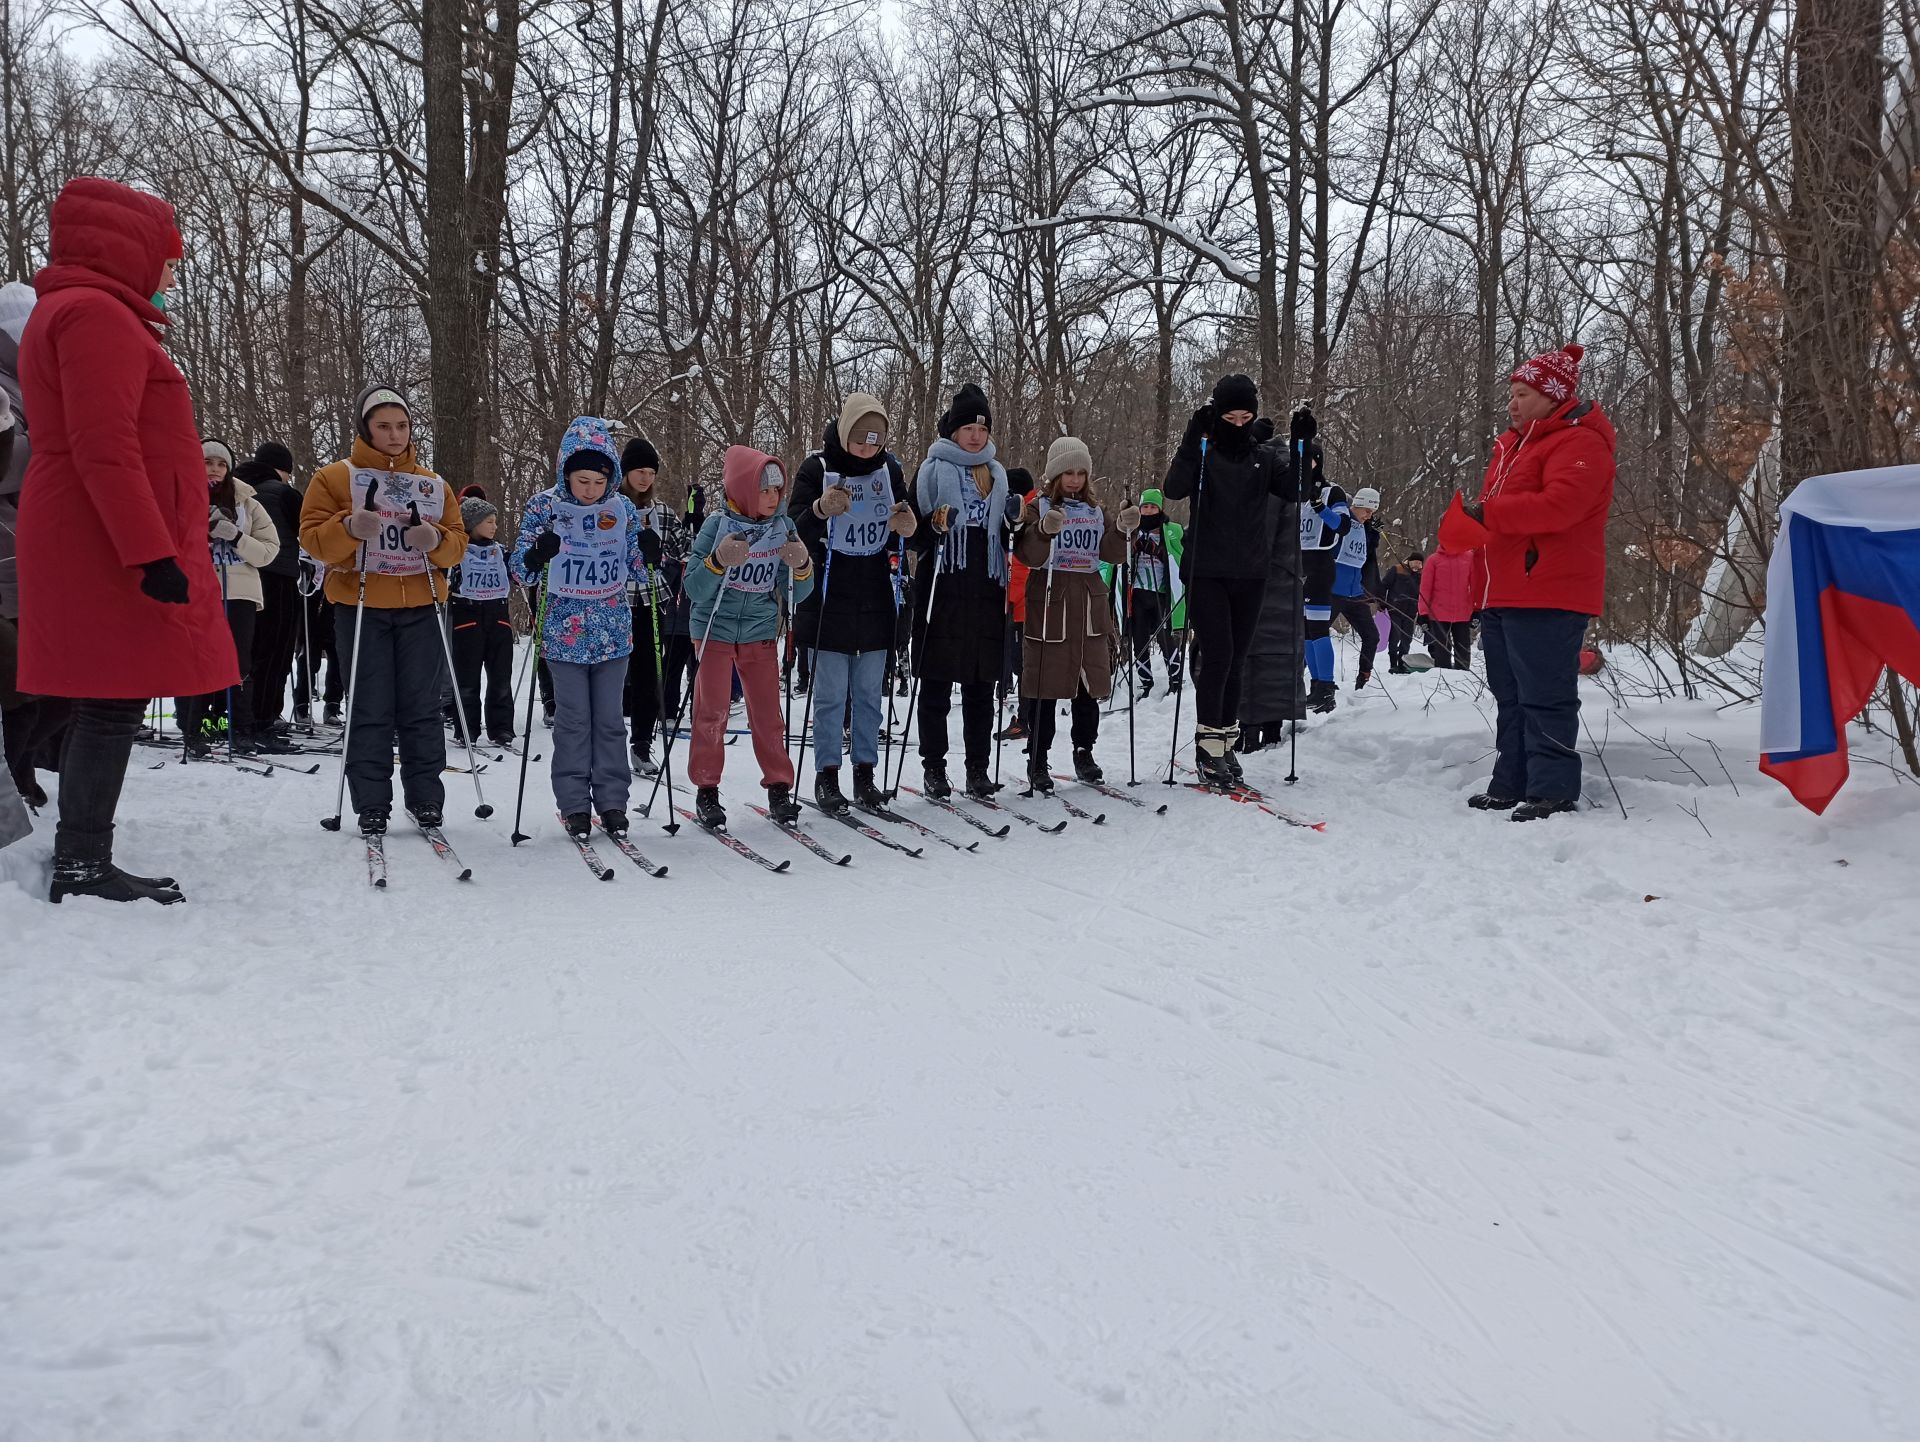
[1335,523,1370,571]
[826,469,893,557]
[1042,499,1104,574]
[458,542,511,600]
[351,466,445,575]
[723,522,787,594]
[548,498,628,600]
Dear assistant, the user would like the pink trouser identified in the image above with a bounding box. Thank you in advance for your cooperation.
[688,638,795,789]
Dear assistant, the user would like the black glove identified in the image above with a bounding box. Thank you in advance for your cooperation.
[638,527,663,568]
[1003,492,1025,524]
[524,530,562,570]
[1183,405,1212,442]
[1289,403,1317,446]
[138,557,190,605]
[1250,416,1275,443]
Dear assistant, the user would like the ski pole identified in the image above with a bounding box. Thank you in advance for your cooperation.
[640,549,678,830]
[1165,436,1204,786]
[414,504,492,819]
[992,519,1018,790]
[1287,434,1305,786]
[887,543,941,799]
[509,573,552,844]
[216,555,234,760]
[1122,492,1138,787]
[881,533,905,791]
[322,479,380,830]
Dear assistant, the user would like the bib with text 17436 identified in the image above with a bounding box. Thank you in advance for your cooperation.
[349,465,446,576]
[1039,498,1104,574]
[825,468,893,557]
[548,497,629,601]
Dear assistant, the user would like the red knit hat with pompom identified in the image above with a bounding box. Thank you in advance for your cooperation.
[1510,343,1584,404]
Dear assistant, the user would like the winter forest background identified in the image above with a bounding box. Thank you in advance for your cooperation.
[2,0,1915,746]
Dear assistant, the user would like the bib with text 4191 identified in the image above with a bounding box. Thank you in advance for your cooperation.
[350,465,446,576]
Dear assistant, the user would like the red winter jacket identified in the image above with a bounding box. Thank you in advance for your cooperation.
[1417,547,1486,623]
[1442,398,1615,615]
[15,178,237,699]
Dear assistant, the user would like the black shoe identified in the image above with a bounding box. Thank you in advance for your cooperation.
[815,768,851,815]
[1467,792,1522,811]
[250,731,301,755]
[267,716,293,737]
[1195,751,1236,788]
[489,734,517,750]
[182,733,214,759]
[694,786,726,829]
[923,762,952,800]
[965,764,998,799]
[1308,680,1337,714]
[323,704,344,727]
[600,808,629,836]
[994,720,1027,742]
[111,863,180,892]
[851,763,887,811]
[1025,753,1054,793]
[766,783,801,826]
[50,859,183,905]
[563,811,592,838]
[1356,669,1372,690]
[358,805,391,835]
[1072,748,1102,784]
[409,805,443,829]
[1512,797,1578,822]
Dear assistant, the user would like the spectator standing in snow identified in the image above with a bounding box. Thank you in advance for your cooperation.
[1417,544,1485,670]
[1443,342,1615,821]
[16,177,239,903]
[239,441,305,742]
[1380,553,1424,673]
[177,437,281,756]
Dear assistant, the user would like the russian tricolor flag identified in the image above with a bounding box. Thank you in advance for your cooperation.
[1759,465,1920,813]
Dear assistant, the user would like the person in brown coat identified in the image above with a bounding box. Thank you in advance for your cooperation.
[1014,436,1138,794]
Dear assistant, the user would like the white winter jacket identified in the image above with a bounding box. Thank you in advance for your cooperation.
[212,478,281,609]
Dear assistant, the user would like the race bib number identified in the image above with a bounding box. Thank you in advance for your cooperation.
[1136,553,1167,591]
[723,522,787,594]
[1043,499,1104,574]
[459,542,511,600]
[548,498,628,600]
[352,466,445,576]
[1336,524,1370,571]
[963,490,989,530]
[1300,502,1335,551]
[826,469,893,557]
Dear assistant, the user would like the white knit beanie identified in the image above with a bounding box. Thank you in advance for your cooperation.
[1043,435,1092,481]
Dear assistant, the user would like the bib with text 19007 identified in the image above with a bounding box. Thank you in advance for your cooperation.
[548,498,629,600]
[458,542,511,600]
[1335,523,1370,571]
[723,522,787,594]
[351,466,446,575]
[826,469,893,557]
[1041,499,1104,574]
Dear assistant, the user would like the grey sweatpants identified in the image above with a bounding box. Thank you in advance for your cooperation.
[549,655,631,816]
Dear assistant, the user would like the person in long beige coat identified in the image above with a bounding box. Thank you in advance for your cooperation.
[1014,436,1137,794]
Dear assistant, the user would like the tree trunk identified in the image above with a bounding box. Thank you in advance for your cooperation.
[421,0,479,484]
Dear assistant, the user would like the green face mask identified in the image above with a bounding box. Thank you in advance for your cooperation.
[150,291,168,313]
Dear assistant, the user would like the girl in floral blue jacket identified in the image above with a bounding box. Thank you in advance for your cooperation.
[511,416,646,838]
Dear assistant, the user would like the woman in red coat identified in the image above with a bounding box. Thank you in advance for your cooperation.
[1441,342,1615,821]
[16,177,237,903]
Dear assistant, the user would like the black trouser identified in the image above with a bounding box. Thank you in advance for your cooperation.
[180,599,257,737]
[626,598,686,751]
[1127,592,1182,689]
[1029,685,1098,760]
[1330,593,1379,677]
[918,679,994,770]
[1188,575,1265,729]
[1482,607,1586,802]
[1428,619,1473,669]
[336,604,447,814]
[1387,606,1416,664]
[293,595,343,711]
[450,597,515,740]
[53,697,146,863]
[661,631,696,729]
[251,571,302,728]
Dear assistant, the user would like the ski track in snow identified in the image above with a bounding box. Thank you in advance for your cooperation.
[2,641,1916,1441]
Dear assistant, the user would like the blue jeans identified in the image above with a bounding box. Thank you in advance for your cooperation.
[810,647,887,772]
[549,656,631,815]
[1481,607,1587,802]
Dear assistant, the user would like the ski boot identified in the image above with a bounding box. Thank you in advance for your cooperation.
[357,804,391,836]
[563,811,593,838]
[851,763,887,811]
[1511,797,1579,823]
[1072,748,1103,785]
[1308,679,1337,714]
[182,732,214,760]
[1025,752,1054,794]
[1467,792,1522,812]
[1194,726,1237,788]
[922,761,952,800]
[1220,732,1246,785]
[994,718,1027,742]
[964,763,998,800]
[694,786,727,829]
[766,783,801,826]
[630,743,658,778]
[600,808,629,836]
[50,855,183,906]
[409,804,443,829]
[815,768,851,815]
[323,703,344,728]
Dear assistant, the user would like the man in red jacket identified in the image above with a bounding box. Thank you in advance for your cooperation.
[1442,342,1614,821]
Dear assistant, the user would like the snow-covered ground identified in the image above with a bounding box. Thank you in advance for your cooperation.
[3,641,1916,1442]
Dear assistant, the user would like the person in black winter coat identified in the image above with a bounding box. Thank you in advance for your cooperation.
[238,441,304,743]
[1161,373,1299,786]
[619,436,697,774]
[788,393,917,814]
[1380,553,1424,672]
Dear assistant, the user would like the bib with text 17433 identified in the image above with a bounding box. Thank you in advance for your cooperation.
[825,468,893,557]
[1040,498,1104,574]
[722,521,788,594]
[458,541,511,600]
[1335,523,1370,571]
[548,497,629,601]
[349,465,446,576]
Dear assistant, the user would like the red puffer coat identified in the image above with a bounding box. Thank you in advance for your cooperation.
[15,177,236,699]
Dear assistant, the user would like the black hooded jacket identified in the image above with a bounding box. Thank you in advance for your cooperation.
[235,457,302,579]
[1161,407,1299,581]
[787,420,910,656]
